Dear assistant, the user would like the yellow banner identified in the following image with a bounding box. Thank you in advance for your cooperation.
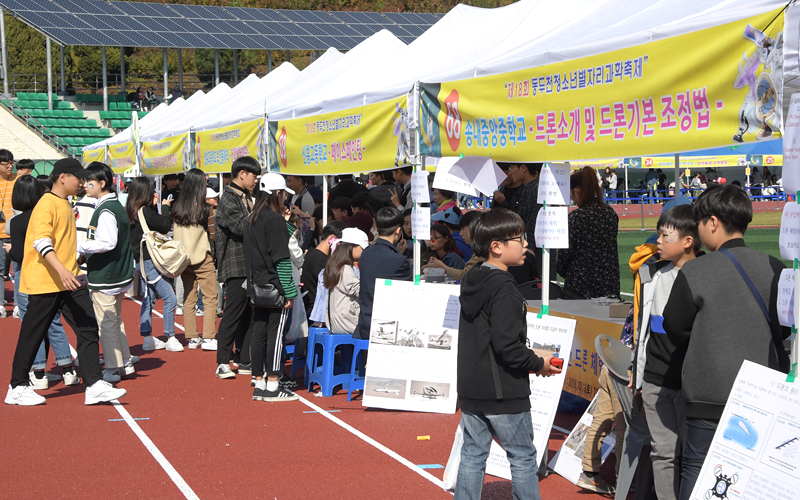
[268,96,410,174]
[82,147,105,165]
[420,9,784,161]
[141,134,188,175]
[196,120,264,174]
[107,142,136,174]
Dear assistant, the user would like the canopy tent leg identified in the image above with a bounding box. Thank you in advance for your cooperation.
[46,37,52,110]
[120,46,125,94]
[214,49,219,87]
[674,153,681,198]
[163,48,168,102]
[624,164,628,209]
[102,46,108,112]
[267,50,272,72]
[322,176,328,227]
[59,45,65,95]
[232,49,238,86]
[177,49,183,90]
[285,50,290,62]
[0,11,8,96]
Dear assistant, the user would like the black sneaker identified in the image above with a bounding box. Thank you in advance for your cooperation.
[263,387,299,402]
[252,386,265,401]
[278,375,298,389]
[238,363,252,375]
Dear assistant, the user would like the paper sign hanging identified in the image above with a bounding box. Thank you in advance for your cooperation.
[432,157,480,197]
[534,206,569,249]
[537,163,571,206]
[778,269,795,327]
[412,206,431,238]
[411,171,431,204]
[779,202,800,260]
[783,94,800,194]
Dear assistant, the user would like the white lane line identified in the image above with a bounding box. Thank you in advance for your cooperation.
[293,393,448,491]
[112,401,200,500]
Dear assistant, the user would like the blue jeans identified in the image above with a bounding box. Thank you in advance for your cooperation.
[137,260,177,337]
[14,262,72,369]
[678,418,717,500]
[455,410,541,500]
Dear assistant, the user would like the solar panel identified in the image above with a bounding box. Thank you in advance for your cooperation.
[54,0,91,14]
[383,24,412,37]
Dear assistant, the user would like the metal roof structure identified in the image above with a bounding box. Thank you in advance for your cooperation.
[0,0,439,50]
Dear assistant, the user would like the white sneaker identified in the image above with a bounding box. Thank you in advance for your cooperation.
[29,372,49,390]
[216,364,235,379]
[142,336,166,351]
[165,336,184,352]
[129,355,140,364]
[187,338,203,350]
[5,384,45,405]
[201,339,217,351]
[102,369,121,383]
[195,308,204,317]
[175,307,183,316]
[0,307,6,318]
[63,370,80,386]
[85,380,126,405]
[120,359,135,376]
[12,306,20,319]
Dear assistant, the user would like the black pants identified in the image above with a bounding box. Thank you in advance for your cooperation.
[215,277,253,365]
[251,306,289,378]
[10,287,101,388]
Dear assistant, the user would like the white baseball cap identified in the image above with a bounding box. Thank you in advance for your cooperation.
[340,227,369,249]
[259,172,295,195]
[205,187,218,199]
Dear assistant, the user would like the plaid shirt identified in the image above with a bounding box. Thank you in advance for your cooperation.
[516,178,541,243]
[215,183,253,282]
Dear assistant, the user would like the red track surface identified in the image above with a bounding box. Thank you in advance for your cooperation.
[0,281,624,499]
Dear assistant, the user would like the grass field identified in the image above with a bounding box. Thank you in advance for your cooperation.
[614,228,785,296]
[618,210,783,230]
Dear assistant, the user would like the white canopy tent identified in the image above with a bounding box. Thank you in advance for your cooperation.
[141,82,237,143]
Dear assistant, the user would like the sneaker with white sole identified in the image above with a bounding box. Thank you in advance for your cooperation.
[278,375,298,389]
[251,376,256,387]
[12,306,20,319]
[216,364,235,379]
[195,309,204,317]
[120,359,136,376]
[187,338,203,350]
[102,369,121,383]
[85,380,126,405]
[5,384,46,406]
[252,386,265,401]
[577,472,616,495]
[175,307,183,316]
[62,370,80,386]
[201,339,217,351]
[142,336,166,351]
[129,355,140,364]
[263,387,299,402]
[165,336,184,352]
[0,307,6,318]
[237,362,252,375]
[29,372,49,390]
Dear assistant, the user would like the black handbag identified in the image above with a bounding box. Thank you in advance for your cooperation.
[246,227,285,309]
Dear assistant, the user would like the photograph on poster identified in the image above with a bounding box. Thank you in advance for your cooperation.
[370,319,398,345]
[694,452,752,500]
[530,341,561,358]
[718,400,772,458]
[395,325,428,348]
[761,418,800,478]
[409,381,450,401]
[364,377,407,399]
[427,328,455,350]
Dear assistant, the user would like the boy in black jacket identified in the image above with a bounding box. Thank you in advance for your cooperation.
[455,208,559,500]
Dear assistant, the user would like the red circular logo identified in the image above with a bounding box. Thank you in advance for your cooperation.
[278,126,288,169]
[444,89,461,152]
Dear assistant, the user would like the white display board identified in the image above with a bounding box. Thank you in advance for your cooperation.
[485,314,576,479]
[412,206,431,239]
[780,202,800,260]
[362,280,461,414]
[783,94,800,195]
[534,206,569,249]
[548,392,618,484]
[537,162,571,206]
[778,269,796,328]
[689,360,800,500]
[411,171,431,204]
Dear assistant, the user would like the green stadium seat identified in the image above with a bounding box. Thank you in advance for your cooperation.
[53,110,65,118]
[57,100,71,110]
[43,109,54,118]
[87,129,101,137]
[110,120,121,128]
[71,110,84,118]
[98,128,111,138]
[41,118,56,127]
[137,111,148,119]
[120,119,132,128]
[30,109,45,118]
[31,100,45,109]
[32,93,47,100]
[17,92,29,100]
[67,127,78,136]
[12,108,25,117]
[99,111,110,120]
[17,99,29,109]
[117,101,131,111]
[66,119,78,127]
[84,119,97,128]
[110,102,119,110]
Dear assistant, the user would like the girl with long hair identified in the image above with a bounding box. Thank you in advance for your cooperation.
[126,177,180,352]
[428,224,465,270]
[323,227,368,335]
[557,166,620,299]
[171,169,218,349]
[244,173,299,402]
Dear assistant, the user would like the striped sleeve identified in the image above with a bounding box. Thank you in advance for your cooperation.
[276,258,297,299]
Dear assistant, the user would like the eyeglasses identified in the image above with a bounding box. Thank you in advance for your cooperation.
[498,234,526,244]
[0,161,14,167]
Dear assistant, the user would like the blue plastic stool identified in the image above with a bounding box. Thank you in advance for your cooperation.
[286,338,306,382]
[347,338,369,401]
[305,328,324,385]
[307,331,354,397]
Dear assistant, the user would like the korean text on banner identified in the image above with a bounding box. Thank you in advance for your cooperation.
[141,134,188,175]
[785,94,800,193]
[196,119,264,174]
[268,96,410,175]
[689,361,800,500]
[362,280,460,414]
[538,163,570,205]
[107,142,136,174]
[82,147,105,166]
[419,9,785,162]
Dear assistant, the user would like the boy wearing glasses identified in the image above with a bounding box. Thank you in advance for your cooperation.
[455,208,560,500]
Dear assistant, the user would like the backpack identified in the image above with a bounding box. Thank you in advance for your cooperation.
[138,207,190,279]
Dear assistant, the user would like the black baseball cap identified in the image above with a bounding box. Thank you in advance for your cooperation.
[51,158,90,178]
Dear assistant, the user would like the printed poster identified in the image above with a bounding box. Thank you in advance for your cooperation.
[196,119,265,174]
[419,9,785,162]
[82,147,105,166]
[534,206,569,249]
[689,360,800,500]
[141,133,189,175]
[363,280,460,414]
[784,94,800,194]
[485,314,576,480]
[268,96,409,175]
[780,202,800,260]
[107,141,137,175]
[538,163,570,206]
[777,269,796,328]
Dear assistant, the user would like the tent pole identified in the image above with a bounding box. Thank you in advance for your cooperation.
[46,37,52,110]
[120,46,125,94]
[102,46,108,112]
[674,153,680,198]
[322,176,328,227]
[285,50,290,62]
[177,49,183,90]
[214,49,219,87]
[267,50,272,72]
[163,49,168,101]
[624,163,628,211]
[232,49,238,86]
[59,45,65,95]
[0,11,8,96]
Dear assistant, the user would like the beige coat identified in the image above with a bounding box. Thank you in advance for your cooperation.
[173,223,211,265]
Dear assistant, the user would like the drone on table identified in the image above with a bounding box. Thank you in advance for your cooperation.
[413,386,445,400]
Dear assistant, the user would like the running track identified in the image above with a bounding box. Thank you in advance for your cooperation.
[0,282,624,499]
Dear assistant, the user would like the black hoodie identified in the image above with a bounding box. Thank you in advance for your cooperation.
[458,263,544,414]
